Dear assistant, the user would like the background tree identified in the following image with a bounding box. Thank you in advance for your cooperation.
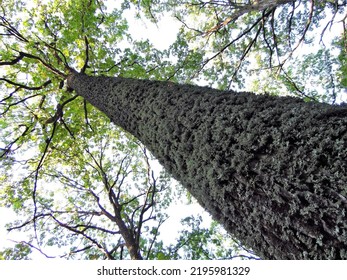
[0,0,346,260]
[137,0,346,101]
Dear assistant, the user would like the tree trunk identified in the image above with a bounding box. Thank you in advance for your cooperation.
[67,72,347,259]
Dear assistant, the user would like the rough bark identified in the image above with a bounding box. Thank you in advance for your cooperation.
[114,210,143,260]
[67,72,347,259]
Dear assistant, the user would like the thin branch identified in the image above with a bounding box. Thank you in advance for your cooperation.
[145,217,168,259]
[0,16,29,42]
[16,51,67,78]
[174,15,204,36]
[50,214,114,259]
[45,94,78,125]
[91,57,128,75]
[83,99,94,131]
[287,1,298,49]
[60,118,75,138]
[62,245,94,258]
[7,213,51,232]
[231,21,263,82]
[32,121,57,243]
[65,223,120,235]
[88,188,117,222]
[1,93,42,116]
[280,0,315,67]
[280,68,317,100]
[269,8,282,68]
[195,9,273,78]
[261,11,274,69]
[0,78,51,90]
[39,38,72,71]
[9,240,56,258]
[0,124,30,158]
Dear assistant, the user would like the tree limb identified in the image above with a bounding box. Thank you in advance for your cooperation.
[81,36,90,73]
[0,52,25,66]
[0,78,51,90]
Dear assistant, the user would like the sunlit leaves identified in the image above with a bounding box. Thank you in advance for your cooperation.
[165,215,258,260]
[335,31,347,90]
[0,243,32,260]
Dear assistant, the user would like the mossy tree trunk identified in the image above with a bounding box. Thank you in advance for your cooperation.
[67,72,347,259]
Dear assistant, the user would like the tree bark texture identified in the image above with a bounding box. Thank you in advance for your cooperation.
[67,73,347,259]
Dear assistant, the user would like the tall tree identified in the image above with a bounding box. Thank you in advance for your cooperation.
[66,70,347,260]
[1,0,346,259]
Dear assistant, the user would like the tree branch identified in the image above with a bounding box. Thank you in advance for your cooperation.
[203,0,295,36]
[81,36,90,73]
[145,217,167,259]
[49,214,115,259]
[16,51,67,78]
[280,0,315,66]
[9,240,55,258]
[0,16,29,42]
[0,52,25,66]
[194,9,273,79]
[83,99,94,131]
[0,124,31,158]
[0,78,52,90]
